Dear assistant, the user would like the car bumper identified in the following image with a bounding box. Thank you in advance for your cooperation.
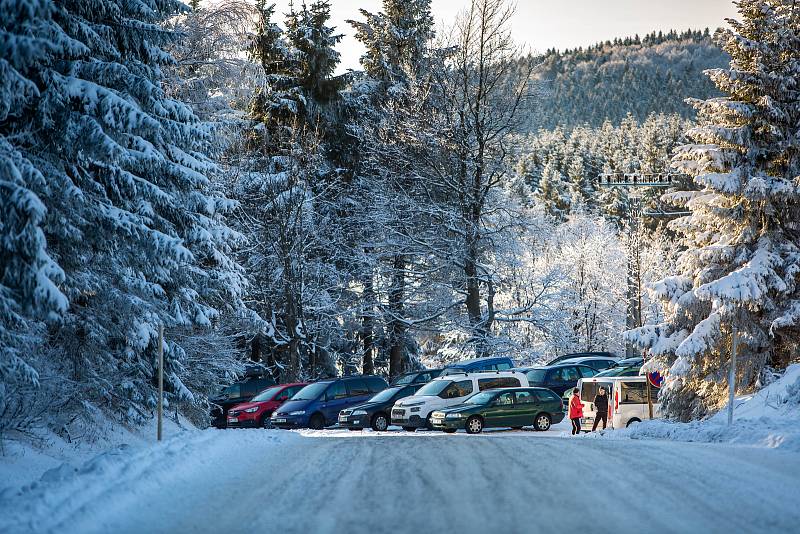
[391,414,427,428]
[430,417,463,430]
[337,415,369,429]
[552,412,565,425]
[271,415,309,429]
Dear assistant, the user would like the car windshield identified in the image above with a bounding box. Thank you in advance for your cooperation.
[526,369,547,383]
[250,386,282,402]
[415,380,451,396]
[465,391,497,405]
[292,382,329,401]
[369,387,401,403]
[393,374,415,385]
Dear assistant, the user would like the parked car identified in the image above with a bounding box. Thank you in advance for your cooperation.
[512,363,598,397]
[271,375,389,430]
[227,383,307,428]
[431,387,565,434]
[439,356,516,376]
[210,375,276,428]
[391,369,443,386]
[391,371,528,431]
[338,384,424,431]
[554,355,619,371]
[547,352,618,366]
[577,376,661,430]
[610,357,644,368]
[594,366,641,378]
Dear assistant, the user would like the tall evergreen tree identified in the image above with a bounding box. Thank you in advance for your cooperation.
[627,0,800,420]
[1,0,247,421]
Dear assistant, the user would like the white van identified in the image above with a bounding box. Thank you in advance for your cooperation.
[576,376,661,430]
[391,371,529,431]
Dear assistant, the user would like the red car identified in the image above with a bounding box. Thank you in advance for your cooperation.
[227,383,307,428]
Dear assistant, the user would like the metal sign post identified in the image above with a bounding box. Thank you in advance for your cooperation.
[728,320,738,426]
[158,324,164,441]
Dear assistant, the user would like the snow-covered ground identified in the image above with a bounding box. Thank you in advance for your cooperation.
[589,364,800,452]
[2,418,799,534]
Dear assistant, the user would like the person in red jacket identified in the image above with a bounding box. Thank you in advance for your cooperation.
[569,387,583,435]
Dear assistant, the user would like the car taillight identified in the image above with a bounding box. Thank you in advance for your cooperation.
[614,390,619,413]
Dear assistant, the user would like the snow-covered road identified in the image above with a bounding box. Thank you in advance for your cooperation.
[3,424,799,534]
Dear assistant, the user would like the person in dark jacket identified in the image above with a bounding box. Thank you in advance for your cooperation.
[569,387,583,435]
[592,386,609,431]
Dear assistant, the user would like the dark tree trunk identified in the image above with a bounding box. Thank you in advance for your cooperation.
[388,254,406,378]
[361,268,375,375]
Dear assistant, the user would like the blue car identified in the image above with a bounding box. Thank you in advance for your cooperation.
[439,356,515,376]
[271,375,389,430]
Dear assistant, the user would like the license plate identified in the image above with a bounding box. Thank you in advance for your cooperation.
[273,418,286,423]
[338,415,347,422]
[583,417,594,423]
[352,420,360,425]
[228,417,238,423]
[432,418,443,425]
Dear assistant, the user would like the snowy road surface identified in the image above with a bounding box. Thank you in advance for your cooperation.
[3,424,799,534]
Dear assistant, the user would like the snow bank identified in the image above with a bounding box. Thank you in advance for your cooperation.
[0,428,301,533]
[590,364,800,451]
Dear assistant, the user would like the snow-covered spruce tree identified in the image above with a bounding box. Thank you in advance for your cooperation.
[345,0,436,377]
[1,0,247,425]
[627,0,800,420]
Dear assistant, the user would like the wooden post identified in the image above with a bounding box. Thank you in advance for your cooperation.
[158,324,164,441]
[728,320,738,426]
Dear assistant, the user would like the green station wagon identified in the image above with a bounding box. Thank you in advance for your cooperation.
[430,387,565,434]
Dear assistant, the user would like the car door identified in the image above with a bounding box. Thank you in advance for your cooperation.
[483,391,516,428]
[320,382,348,424]
[512,390,538,426]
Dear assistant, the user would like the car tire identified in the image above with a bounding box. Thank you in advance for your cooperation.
[402,426,416,432]
[466,415,483,434]
[443,429,457,434]
[371,413,389,432]
[534,413,551,431]
[309,413,325,430]
[261,414,273,429]
[626,418,641,427]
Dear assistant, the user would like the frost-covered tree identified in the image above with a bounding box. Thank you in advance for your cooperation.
[1,0,247,426]
[627,1,800,420]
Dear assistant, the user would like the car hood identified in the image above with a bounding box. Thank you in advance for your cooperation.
[437,403,481,414]
[348,401,387,412]
[230,401,271,412]
[276,399,313,413]
[396,395,438,407]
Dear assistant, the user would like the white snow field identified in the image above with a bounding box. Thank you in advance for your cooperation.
[2,421,799,534]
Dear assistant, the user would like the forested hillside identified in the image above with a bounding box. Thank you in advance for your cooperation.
[530,29,729,131]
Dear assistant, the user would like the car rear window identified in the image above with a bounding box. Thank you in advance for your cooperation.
[620,381,659,404]
[526,369,547,383]
[478,377,521,390]
[534,389,561,403]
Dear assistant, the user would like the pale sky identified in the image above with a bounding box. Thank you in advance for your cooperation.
[228,0,740,72]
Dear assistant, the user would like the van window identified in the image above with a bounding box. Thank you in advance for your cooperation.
[441,380,473,399]
[326,381,348,401]
[366,376,387,393]
[621,381,660,404]
[581,382,613,402]
[347,379,370,397]
[478,377,521,390]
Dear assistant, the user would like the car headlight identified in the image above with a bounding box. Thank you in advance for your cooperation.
[244,407,259,413]
[352,410,367,416]
[446,413,464,419]
[289,410,306,416]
